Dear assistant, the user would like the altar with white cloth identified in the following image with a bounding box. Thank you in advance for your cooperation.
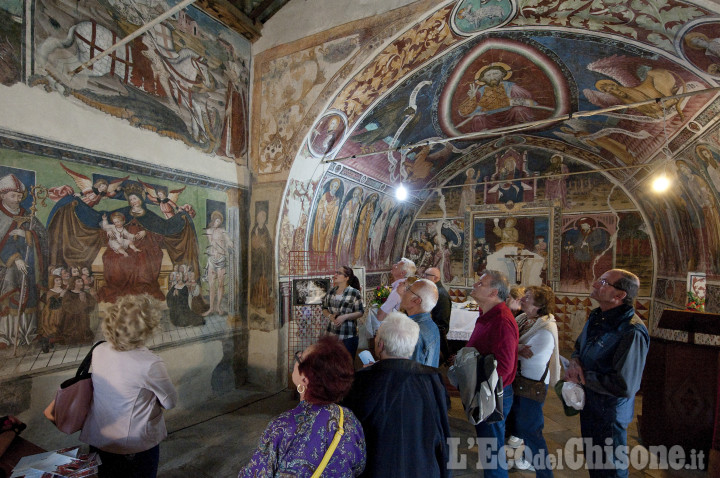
[367,301,478,343]
[447,302,480,341]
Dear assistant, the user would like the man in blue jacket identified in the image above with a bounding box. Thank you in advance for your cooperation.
[565,269,649,478]
[399,277,440,367]
[424,267,451,364]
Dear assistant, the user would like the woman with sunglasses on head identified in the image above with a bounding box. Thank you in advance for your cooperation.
[322,266,364,359]
[508,285,561,476]
[506,286,526,318]
[239,336,366,477]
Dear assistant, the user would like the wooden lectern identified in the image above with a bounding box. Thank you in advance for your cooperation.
[639,309,720,472]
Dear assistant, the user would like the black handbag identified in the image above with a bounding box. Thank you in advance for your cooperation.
[513,362,549,402]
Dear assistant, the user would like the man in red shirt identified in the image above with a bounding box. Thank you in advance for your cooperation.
[466,269,519,478]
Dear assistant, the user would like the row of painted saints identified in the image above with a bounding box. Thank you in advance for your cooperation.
[0,165,233,349]
[308,149,575,279]
[309,179,411,270]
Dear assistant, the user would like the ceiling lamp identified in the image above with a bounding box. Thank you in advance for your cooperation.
[652,174,671,193]
[652,100,673,194]
[395,184,408,201]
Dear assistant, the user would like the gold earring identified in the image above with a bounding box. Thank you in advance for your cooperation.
[297,384,306,394]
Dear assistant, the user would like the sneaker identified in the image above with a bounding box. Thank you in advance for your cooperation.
[513,458,535,471]
[507,435,523,448]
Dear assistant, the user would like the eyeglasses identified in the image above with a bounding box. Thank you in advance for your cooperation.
[294,350,303,365]
[423,272,438,279]
[400,276,418,294]
[597,278,624,292]
[407,287,422,302]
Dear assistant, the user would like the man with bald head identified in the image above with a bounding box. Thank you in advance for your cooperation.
[399,277,440,367]
[423,267,451,365]
[566,269,648,478]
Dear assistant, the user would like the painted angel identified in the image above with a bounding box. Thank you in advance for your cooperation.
[138,179,187,218]
[48,162,127,207]
[581,57,704,163]
[583,57,693,119]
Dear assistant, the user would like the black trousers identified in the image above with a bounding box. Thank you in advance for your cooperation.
[91,444,160,478]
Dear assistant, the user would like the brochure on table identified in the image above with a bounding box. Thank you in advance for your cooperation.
[11,447,99,478]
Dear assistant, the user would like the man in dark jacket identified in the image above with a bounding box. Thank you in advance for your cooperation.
[565,269,649,478]
[424,267,451,365]
[343,312,451,478]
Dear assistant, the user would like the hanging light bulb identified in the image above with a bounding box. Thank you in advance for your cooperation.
[652,173,671,192]
[395,184,408,201]
[652,99,673,193]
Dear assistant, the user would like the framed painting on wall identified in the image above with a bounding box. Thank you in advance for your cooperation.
[292,278,331,306]
[464,203,559,286]
[687,271,707,311]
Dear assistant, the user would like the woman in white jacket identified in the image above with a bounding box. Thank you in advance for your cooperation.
[80,294,177,478]
[510,285,560,477]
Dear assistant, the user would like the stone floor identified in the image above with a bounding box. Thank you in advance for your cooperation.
[158,378,708,477]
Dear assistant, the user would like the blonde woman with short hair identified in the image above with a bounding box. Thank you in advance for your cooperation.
[80,294,177,478]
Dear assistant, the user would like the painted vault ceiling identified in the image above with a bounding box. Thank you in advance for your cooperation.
[277,0,720,286]
[322,1,718,195]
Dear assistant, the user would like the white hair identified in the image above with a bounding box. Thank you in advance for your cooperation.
[398,257,417,278]
[378,312,420,359]
[412,278,438,313]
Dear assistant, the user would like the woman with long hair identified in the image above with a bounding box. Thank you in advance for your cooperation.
[322,266,364,359]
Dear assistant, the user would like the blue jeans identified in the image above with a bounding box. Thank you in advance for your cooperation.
[512,389,553,478]
[580,402,631,478]
[475,384,513,478]
[92,444,160,478]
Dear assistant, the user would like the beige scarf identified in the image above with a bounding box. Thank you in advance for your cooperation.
[517,312,561,386]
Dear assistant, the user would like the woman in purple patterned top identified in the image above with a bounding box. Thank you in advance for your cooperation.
[239,336,366,477]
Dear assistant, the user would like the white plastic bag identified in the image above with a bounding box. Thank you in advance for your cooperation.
[561,381,585,410]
